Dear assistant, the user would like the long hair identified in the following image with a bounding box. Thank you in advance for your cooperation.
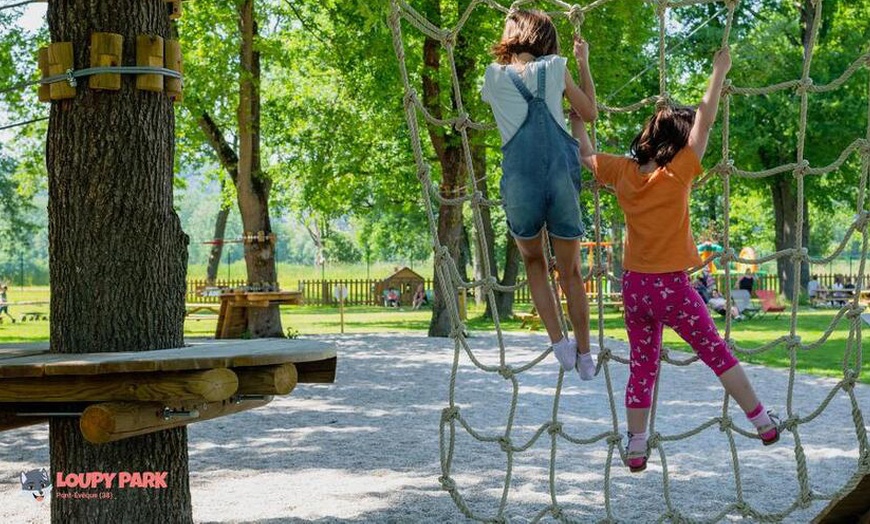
[629,105,696,167]
[491,10,560,65]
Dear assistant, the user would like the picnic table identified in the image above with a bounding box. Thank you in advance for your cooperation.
[215,291,304,339]
[811,288,870,308]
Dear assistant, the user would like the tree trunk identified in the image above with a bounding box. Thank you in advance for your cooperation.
[46,2,190,522]
[206,203,230,283]
[492,234,520,316]
[238,0,282,337]
[771,177,810,300]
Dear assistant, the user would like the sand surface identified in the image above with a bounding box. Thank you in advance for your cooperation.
[1,332,868,523]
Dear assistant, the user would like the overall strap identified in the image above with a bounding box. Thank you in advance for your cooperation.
[535,62,546,99]
[505,66,534,102]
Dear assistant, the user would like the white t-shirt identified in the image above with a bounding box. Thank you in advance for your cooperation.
[481,55,568,145]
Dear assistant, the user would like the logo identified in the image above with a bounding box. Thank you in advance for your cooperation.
[20,469,52,502]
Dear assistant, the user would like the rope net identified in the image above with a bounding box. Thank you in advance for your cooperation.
[388,0,870,521]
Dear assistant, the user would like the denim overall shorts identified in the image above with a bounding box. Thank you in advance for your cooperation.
[499,62,583,240]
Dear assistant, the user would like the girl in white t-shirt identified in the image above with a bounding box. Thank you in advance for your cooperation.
[481,10,598,379]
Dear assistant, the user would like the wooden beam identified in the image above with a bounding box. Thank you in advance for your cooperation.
[0,368,239,403]
[234,363,297,395]
[813,473,870,523]
[79,397,271,444]
[296,356,337,383]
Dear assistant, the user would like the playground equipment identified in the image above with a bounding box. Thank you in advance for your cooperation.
[389,0,870,521]
[0,339,336,444]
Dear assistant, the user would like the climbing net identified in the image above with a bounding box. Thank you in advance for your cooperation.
[388,0,870,521]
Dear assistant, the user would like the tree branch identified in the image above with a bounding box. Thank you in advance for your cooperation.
[198,112,240,184]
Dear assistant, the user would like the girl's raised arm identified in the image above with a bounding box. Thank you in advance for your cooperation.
[564,38,598,122]
[688,47,732,161]
[569,111,596,171]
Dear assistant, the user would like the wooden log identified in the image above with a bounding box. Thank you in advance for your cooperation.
[813,472,870,523]
[234,363,297,395]
[89,32,123,91]
[37,47,51,102]
[0,368,239,403]
[80,397,271,444]
[164,39,183,102]
[296,356,337,383]
[166,0,182,19]
[136,35,164,92]
[47,42,76,100]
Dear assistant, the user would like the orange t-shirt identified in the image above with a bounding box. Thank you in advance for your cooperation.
[592,147,704,273]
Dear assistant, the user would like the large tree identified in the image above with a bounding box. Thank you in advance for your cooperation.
[46,1,190,522]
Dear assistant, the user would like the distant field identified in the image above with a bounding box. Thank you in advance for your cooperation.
[0,286,864,383]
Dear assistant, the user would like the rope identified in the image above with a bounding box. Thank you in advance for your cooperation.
[0,116,47,131]
[0,0,41,11]
[0,66,183,95]
[389,0,870,521]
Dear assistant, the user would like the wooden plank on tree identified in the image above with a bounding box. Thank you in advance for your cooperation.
[79,397,272,444]
[295,356,337,383]
[234,363,297,395]
[0,368,238,403]
[813,473,870,524]
[0,339,336,378]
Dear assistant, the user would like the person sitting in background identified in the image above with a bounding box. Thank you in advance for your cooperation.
[737,269,756,296]
[844,277,856,299]
[412,283,427,310]
[694,269,713,303]
[384,288,400,308]
[708,289,743,321]
[807,274,820,299]
[832,275,846,306]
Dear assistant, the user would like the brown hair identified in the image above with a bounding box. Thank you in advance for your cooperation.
[492,10,560,65]
[629,105,696,167]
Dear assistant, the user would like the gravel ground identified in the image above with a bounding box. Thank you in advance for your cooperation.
[1,332,868,523]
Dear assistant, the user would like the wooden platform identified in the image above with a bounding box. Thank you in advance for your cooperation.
[0,339,337,442]
[0,338,334,379]
[215,291,304,339]
[813,473,870,523]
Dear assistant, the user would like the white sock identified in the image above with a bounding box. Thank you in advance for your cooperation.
[576,351,596,380]
[628,431,648,453]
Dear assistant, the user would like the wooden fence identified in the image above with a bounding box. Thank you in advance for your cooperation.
[186,273,869,307]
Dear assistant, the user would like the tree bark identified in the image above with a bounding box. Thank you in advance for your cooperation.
[206,203,230,283]
[238,0,282,337]
[771,177,810,300]
[197,113,240,284]
[46,2,190,522]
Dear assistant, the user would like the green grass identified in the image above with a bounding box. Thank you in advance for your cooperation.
[1,286,865,384]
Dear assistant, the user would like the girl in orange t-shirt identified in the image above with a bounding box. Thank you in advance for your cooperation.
[570,48,778,473]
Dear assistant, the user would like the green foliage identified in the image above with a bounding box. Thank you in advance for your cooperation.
[323,231,363,263]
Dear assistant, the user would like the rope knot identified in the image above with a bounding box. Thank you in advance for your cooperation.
[794,159,811,176]
[718,415,733,432]
[471,190,484,206]
[797,77,814,93]
[454,113,471,132]
[498,436,512,453]
[550,506,564,520]
[482,275,497,295]
[593,265,609,278]
[417,165,431,183]
[712,160,735,176]
[719,248,735,264]
[606,431,622,445]
[647,432,661,448]
[789,248,808,263]
[721,78,734,95]
[597,347,612,364]
[841,370,858,392]
[655,94,672,110]
[786,335,802,350]
[655,0,669,17]
[797,489,813,508]
[783,415,800,432]
[734,501,751,516]
[438,475,457,492]
[403,89,417,110]
[858,139,870,157]
[854,210,870,232]
[548,421,563,435]
[498,365,514,380]
[846,305,865,320]
[441,406,460,422]
[567,5,585,27]
[435,246,451,263]
[449,322,467,339]
[442,30,456,48]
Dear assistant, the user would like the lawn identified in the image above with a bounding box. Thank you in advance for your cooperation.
[1,286,865,383]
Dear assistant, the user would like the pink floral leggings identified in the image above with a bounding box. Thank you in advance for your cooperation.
[622,270,739,409]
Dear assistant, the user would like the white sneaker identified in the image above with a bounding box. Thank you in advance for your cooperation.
[576,351,596,381]
[552,337,577,371]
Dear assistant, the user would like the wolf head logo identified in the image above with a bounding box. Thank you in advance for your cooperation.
[20,469,52,502]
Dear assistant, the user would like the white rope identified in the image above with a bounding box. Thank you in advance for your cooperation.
[389,0,870,521]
